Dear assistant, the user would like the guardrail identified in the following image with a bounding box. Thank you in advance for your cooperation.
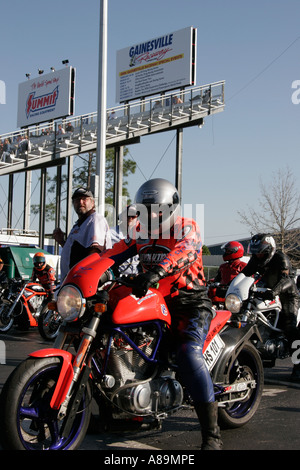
[0,81,225,171]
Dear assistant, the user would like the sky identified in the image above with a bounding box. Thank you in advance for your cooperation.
[0,0,299,246]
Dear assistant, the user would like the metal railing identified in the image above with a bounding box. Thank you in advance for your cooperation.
[0,81,225,171]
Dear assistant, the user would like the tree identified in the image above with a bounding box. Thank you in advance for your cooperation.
[32,147,136,223]
[238,166,300,267]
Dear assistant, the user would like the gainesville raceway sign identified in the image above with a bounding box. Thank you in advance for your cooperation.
[17,66,75,128]
[116,26,197,103]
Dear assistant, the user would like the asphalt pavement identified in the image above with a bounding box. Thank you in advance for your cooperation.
[0,329,299,453]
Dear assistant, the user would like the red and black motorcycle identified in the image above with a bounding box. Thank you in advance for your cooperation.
[0,255,264,450]
[0,278,61,340]
[0,279,48,333]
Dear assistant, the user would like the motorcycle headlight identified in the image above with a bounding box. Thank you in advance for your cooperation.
[225,294,242,313]
[56,285,86,322]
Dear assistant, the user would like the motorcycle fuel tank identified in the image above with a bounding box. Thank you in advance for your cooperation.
[110,285,171,326]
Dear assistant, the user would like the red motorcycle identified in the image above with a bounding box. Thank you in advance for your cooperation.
[0,255,264,450]
[0,279,48,333]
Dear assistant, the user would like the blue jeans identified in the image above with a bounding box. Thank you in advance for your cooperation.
[173,305,215,403]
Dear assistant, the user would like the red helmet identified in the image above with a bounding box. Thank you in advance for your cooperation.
[222,241,244,261]
[33,252,46,271]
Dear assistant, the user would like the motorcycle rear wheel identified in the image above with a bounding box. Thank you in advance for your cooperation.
[0,357,91,450]
[217,341,264,428]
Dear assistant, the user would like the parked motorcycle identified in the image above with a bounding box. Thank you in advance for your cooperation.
[225,273,300,366]
[0,255,264,450]
[0,279,48,333]
[38,289,62,341]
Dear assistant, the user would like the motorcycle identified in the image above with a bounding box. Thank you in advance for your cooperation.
[0,255,264,450]
[0,279,48,333]
[38,287,62,341]
[225,273,300,366]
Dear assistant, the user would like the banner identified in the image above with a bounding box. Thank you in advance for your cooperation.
[17,66,75,128]
[116,27,196,103]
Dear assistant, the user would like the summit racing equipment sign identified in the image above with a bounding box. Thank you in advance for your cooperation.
[116,27,197,103]
[17,66,75,128]
[26,86,59,119]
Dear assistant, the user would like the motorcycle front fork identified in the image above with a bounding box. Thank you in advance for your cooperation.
[55,312,102,421]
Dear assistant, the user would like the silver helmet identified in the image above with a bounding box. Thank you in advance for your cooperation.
[134,178,180,236]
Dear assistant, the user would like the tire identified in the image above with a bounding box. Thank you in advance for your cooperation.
[0,357,91,450]
[0,303,14,332]
[217,342,264,429]
[38,304,62,341]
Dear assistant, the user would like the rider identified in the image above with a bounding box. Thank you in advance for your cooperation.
[241,233,300,382]
[31,252,56,300]
[0,258,8,285]
[110,204,141,276]
[100,178,222,450]
[209,241,247,299]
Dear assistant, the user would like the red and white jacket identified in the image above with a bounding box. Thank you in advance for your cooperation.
[103,217,207,308]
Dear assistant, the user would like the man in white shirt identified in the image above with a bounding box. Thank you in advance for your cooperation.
[53,187,112,281]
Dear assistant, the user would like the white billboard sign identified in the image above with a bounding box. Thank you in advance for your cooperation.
[116,27,196,103]
[17,66,75,128]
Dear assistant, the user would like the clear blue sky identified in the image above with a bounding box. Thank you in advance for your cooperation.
[0,0,299,245]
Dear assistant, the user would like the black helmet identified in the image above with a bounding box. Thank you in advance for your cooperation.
[134,178,180,236]
[248,233,276,265]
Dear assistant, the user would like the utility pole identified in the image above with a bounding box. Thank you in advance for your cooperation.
[95,0,108,215]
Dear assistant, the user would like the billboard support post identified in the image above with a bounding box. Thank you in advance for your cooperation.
[95,0,108,215]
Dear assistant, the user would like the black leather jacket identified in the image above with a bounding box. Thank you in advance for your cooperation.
[242,250,298,299]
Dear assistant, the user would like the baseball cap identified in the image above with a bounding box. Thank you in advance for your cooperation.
[72,187,94,200]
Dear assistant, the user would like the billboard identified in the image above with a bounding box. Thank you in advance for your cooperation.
[116,27,197,103]
[17,66,75,128]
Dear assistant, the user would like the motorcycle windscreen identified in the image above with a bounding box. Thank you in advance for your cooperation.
[226,273,254,301]
[110,286,171,326]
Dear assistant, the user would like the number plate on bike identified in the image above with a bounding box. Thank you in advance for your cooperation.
[203,334,225,371]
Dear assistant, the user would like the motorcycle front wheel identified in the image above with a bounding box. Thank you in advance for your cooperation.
[0,357,91,450]
[217,341,264,428]
[0,303,14,332]
[38,304,62,341]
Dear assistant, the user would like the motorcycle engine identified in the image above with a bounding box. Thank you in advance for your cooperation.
[28,295,44,312]
[117,376,183,414]
[103,325,183,414]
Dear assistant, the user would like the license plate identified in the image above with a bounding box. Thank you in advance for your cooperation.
[203,334,225,371]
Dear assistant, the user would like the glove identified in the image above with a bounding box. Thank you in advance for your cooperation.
[132,267,165,298]
[259,290,274,301]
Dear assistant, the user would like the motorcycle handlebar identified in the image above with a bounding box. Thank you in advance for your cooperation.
[115,275,137,288]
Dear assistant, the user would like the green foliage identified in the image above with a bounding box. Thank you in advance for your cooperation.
[31,147,136,220]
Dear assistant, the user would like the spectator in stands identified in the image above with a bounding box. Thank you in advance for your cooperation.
[172,95,183,104]
[57,124,65,136]
[17,135,31,158]
[108,110,116,120]
[66,122,74,133]
[1,138,11,162]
